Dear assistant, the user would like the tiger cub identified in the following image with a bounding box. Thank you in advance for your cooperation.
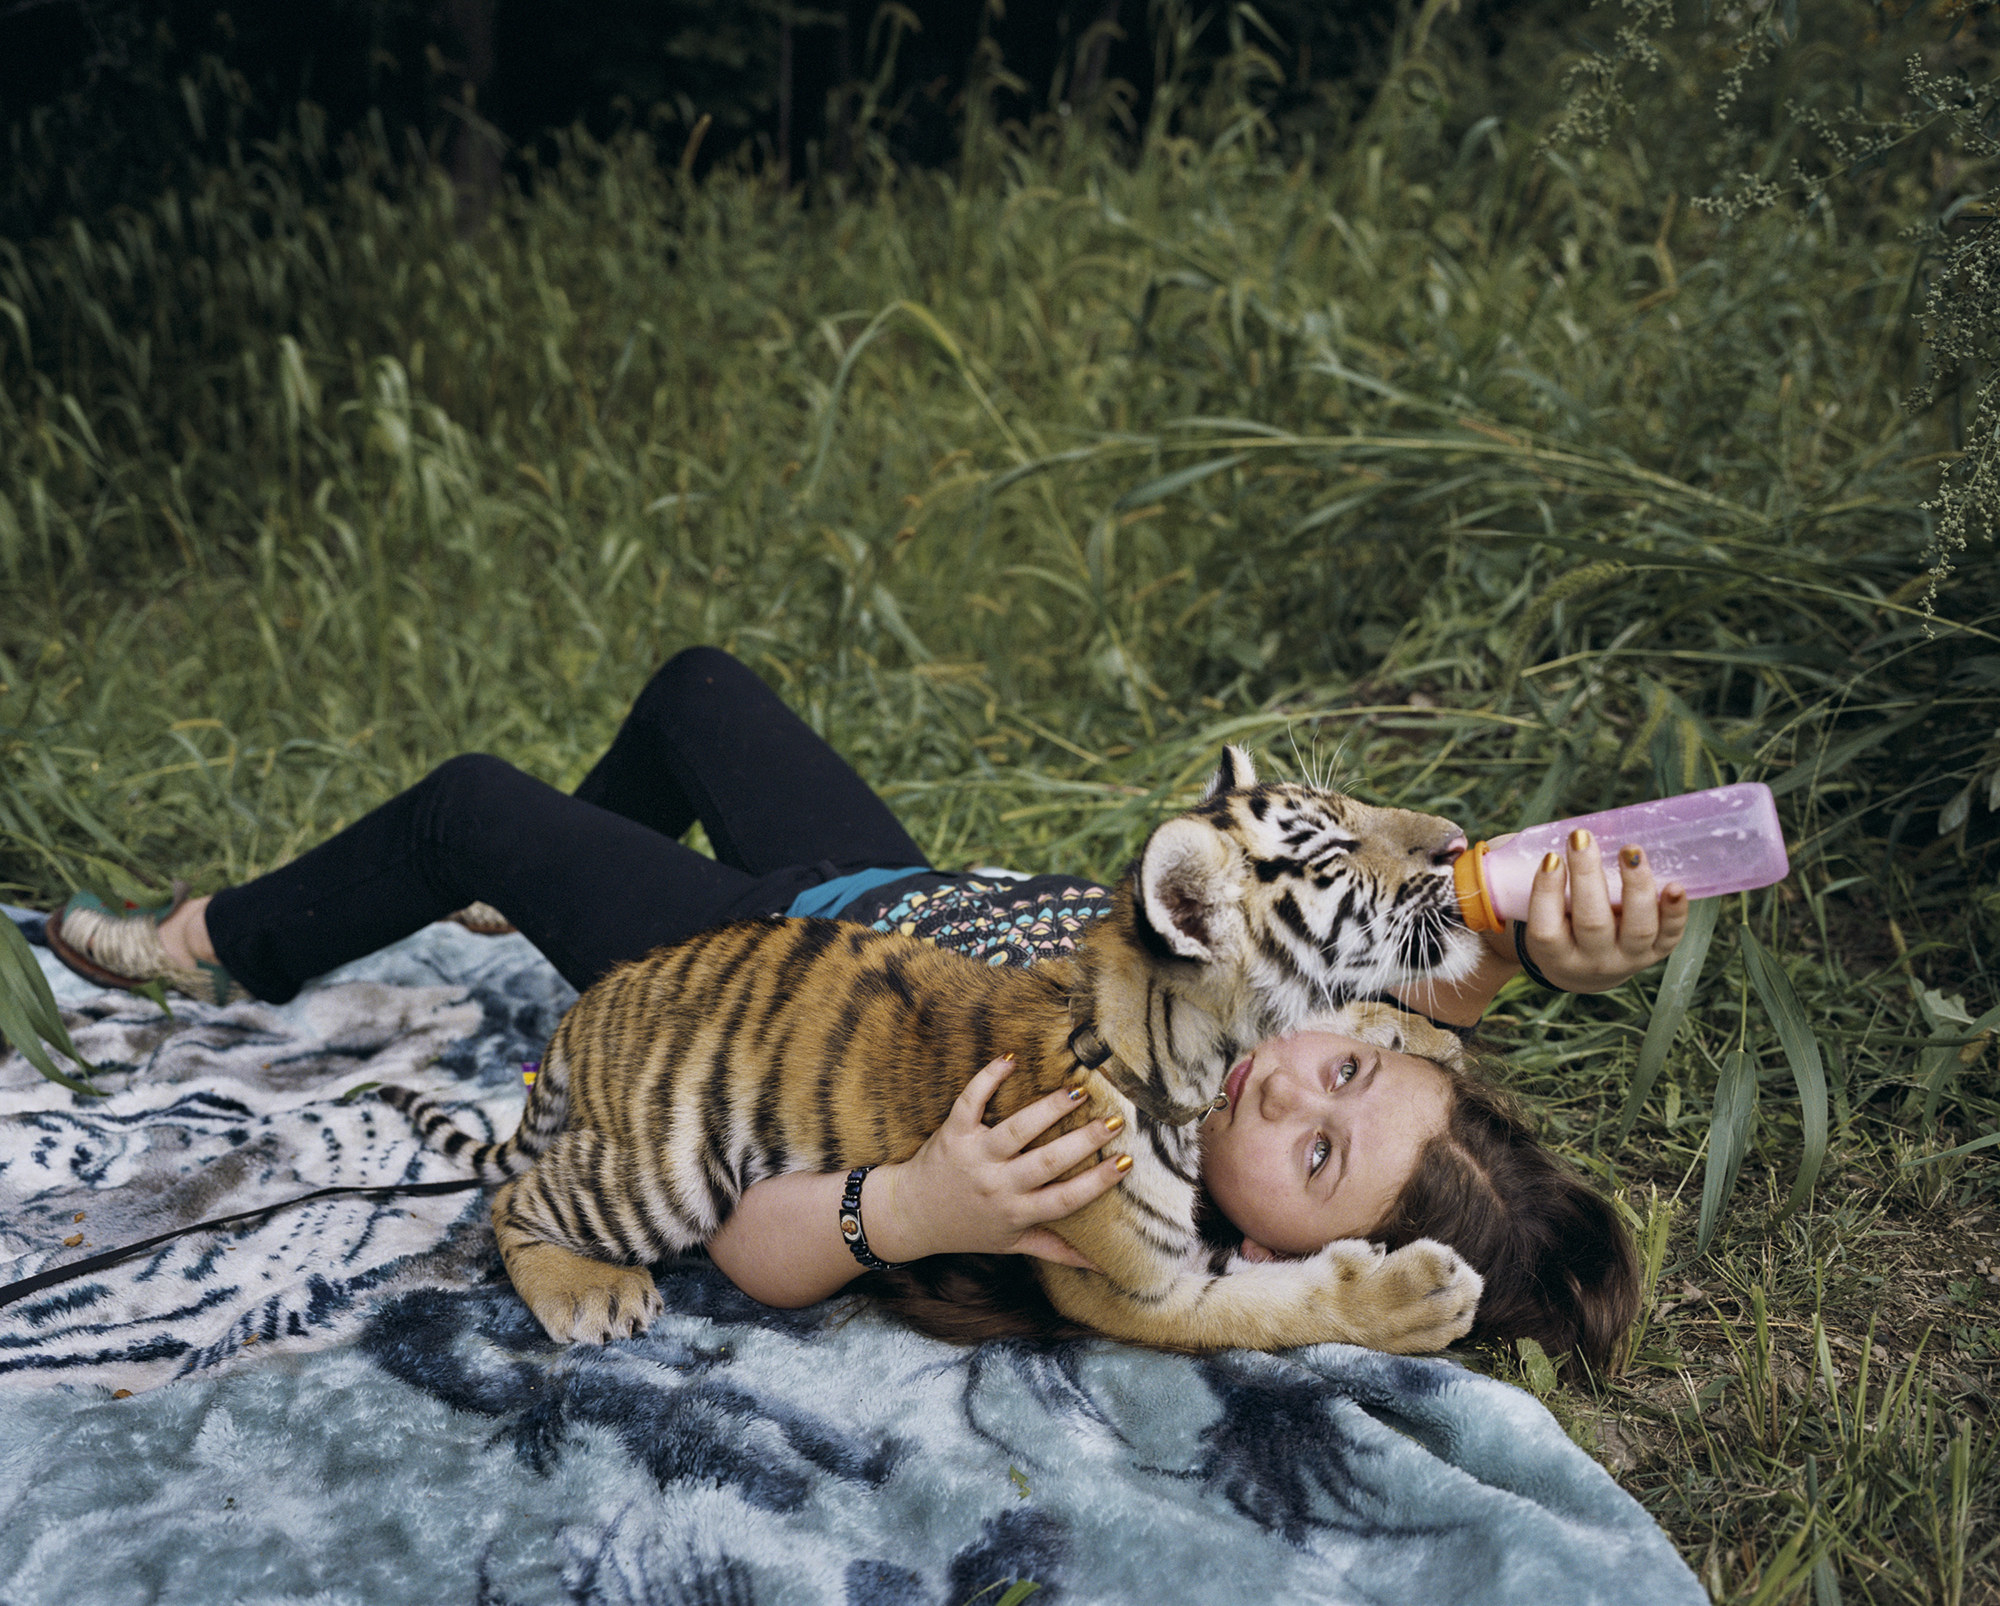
[384,746,1486,1354]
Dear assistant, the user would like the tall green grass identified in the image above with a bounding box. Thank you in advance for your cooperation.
[1,7,1995,1598]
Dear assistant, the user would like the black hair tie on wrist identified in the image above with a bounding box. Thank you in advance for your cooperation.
[1513,921,1569,993]
[838,1165,905,1272]
[1520,916,1568,992]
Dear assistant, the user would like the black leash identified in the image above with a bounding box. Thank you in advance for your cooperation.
[0,1176,485,1312]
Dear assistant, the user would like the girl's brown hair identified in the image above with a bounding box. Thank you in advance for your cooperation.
[1373,1060,1640,1373]
[862,1053,1640,1370]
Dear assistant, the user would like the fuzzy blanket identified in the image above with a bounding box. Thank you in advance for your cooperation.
[0,911,1703,1606]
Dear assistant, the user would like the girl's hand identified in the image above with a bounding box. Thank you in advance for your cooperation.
[865,1057,1128,1269]
[1505,829,1689,993]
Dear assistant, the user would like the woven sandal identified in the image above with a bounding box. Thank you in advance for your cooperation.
[446,901,516,936]
[45,883,247,1006]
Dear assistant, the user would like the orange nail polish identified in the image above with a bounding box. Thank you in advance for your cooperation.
[1540,850,1562,874]
[1103,1114,1125,1136]
[1569,828,1593,852]
[1621,846,1642,869]
[1067,1086,1086,1101]
[1114,1154,1134,1173]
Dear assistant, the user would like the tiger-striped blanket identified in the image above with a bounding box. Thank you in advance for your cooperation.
[0,910,1704,1606]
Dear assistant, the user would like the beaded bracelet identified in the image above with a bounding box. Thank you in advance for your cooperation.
[838,1165,904,1272]
[1513,921,1569,993]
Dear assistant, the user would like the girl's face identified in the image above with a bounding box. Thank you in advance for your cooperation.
[1197,1031,1451,1259]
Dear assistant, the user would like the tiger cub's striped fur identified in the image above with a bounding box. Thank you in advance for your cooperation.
[384,746,1487,1353]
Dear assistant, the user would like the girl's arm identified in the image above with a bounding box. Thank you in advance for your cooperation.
[1396,831,1690,1028]
[707,1057,1128,1307]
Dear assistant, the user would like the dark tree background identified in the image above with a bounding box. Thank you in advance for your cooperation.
[0,0,1426,234]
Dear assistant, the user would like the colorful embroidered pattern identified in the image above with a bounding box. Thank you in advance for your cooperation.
[848,873,1114,967]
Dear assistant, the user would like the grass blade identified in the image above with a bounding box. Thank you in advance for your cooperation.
[1805,1454,1844,1606]
[1112,452,1248,511]
[0,917,103,1095]
[1918,997,2000,1124]
[1741,925,1829,1215]
[1,913,94,1053]
[1617,896,1721,1148]
[1765,707,1929,798]
[1697,1047,1760,1255]
[1899,1126,2000,1167]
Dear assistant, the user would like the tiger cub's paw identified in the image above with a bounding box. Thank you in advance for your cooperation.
[508,1242,665,1345]
[1318,1236,1482,1354]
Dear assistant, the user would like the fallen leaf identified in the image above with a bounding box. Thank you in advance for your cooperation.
[1597,1420,1640,1474]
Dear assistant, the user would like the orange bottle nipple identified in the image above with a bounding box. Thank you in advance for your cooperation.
[1452,841,1503,934]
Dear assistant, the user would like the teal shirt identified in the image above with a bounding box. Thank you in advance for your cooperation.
[782,866,928,921]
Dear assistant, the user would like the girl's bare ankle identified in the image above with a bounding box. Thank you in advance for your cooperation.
[159,895,217,970]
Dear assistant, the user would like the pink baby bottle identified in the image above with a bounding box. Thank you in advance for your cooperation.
[1451,782,1791,931]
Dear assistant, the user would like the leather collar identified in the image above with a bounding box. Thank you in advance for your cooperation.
[1066,1021,1227,1128]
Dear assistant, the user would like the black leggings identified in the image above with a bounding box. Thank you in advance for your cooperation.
[206,648,931,1002]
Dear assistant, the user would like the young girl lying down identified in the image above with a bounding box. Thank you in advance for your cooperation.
[52,649,1685,1368]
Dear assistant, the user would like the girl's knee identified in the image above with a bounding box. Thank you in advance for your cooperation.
[428,751,520,790]
[411,753,555,873]
[637,646,763,718]
[421,753,536,823]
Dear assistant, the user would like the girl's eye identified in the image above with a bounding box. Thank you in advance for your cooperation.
[1334,1058,1359,1088]
[1308,1135,1331,1178]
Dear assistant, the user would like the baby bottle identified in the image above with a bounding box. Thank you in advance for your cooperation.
[1451,782,1790,932]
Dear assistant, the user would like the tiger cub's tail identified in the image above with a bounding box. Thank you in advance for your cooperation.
[377,1039,572,1185]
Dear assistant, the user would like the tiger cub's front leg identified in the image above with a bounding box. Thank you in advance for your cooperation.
[492,1188,664,1345]
[492,1131,670,1344]
[1038,1237,1481,1355]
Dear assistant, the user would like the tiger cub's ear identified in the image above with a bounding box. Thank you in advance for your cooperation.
[1139,816,1241,963]
[1201,744,1259,801]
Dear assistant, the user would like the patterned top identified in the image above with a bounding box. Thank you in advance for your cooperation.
[841,871,1116,968]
